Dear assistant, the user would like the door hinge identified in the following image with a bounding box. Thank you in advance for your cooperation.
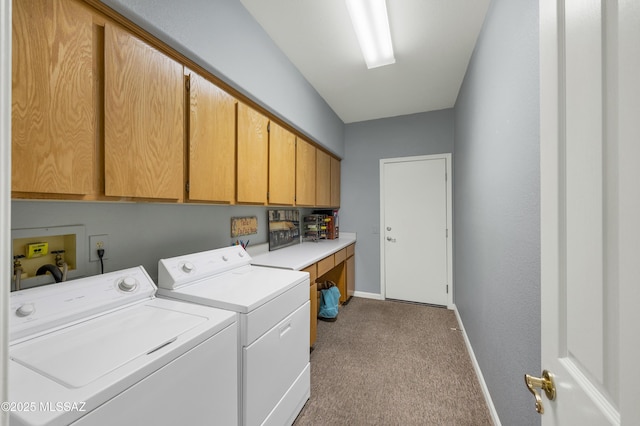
[267,191,269,201]
[185,181,190,193]
[446,228,449,238]
[267,122,270,132]
[446,284,449,294]
[445,172,447,181]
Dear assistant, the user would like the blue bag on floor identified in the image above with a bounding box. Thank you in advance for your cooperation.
[318,285,340,321]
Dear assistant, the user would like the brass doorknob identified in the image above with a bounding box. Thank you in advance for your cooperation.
[524,370,556,414]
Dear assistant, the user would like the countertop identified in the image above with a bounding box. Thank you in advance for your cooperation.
[250,232,356,271]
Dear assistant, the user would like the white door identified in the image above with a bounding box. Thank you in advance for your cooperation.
[537,0,640,424]
[1,2,10,424]
[380,154,451,306]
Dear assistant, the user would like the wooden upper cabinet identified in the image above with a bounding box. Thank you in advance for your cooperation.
[104,23,184,200]
[237,103,269,204]
[268,122,296,205]
[330,156,341,207]
[187,71,237,203]
[12,0,95,196]
[295,138,316,206]
[315,149,331,207]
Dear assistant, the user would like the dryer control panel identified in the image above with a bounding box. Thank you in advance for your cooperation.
[158,245,251,289]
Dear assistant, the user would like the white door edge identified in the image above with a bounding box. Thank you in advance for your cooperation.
[540,0,640,423]
[618,0,640,420]
[1,1,11,424]
[379,153,453,308]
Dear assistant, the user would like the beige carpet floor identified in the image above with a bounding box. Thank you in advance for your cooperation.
[293,297,493,426]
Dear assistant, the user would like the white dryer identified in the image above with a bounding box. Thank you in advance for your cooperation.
[8,266,238,426]
[157,245,310,426]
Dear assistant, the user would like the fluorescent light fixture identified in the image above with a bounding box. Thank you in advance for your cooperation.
[345,0,395,69]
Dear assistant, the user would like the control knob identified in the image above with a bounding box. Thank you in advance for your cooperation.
[181,262,195,273]
[16,303,35,317]
[118,277,137,292]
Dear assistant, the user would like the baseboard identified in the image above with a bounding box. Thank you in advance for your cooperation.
[452,304,502,426]
[352,291,384,300]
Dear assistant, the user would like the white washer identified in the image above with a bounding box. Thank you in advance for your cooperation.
[8,266,238,426]
[157,245,310,426]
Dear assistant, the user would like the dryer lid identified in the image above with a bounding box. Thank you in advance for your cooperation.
[10,304,207,388]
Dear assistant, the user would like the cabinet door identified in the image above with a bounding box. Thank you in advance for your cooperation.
[295,138,316,206]
[303,262,319,347]
[104,23,184,200]
[268,122,295,205]
[330,156,341,208]
[187,71,236,203]
[237,103,268,204]
[309,281,318,347]
[12,0,95,196]
[316,149,331,207]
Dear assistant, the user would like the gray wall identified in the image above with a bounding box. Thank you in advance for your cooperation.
[453,0,540,425]
[100,0,345,157]
[11,201,270,282]
[340,109,454,295]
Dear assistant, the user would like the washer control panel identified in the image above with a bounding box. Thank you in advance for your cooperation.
[158,245,251,289]
[10,266,156,342]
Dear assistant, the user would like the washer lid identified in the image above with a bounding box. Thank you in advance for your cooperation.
[10,304,207,388]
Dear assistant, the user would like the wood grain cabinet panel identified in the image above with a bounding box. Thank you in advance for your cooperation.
[316,149,331,207]
[303,264,318,347]
[268,122,296,205]
[295,138,316,206]
[187,71,236,203]
[317,254,335,277]
[330,156,341,208]
[346,253,355,299]
[104,23,184,200]
[237,103,269,204]
[310,282,318,347]
[12,0,95,196]
[303,264,317,284]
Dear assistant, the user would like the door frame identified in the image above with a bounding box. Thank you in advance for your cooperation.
[379,153,453,308]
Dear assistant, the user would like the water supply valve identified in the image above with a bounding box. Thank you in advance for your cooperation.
[13,255,25,291]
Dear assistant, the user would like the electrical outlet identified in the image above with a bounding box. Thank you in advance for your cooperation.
[89,234,109,262]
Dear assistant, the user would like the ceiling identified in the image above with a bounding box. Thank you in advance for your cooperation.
[239,0,491,124]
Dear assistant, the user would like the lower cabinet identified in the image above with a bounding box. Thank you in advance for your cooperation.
[309,282,317,348]
[346,244,355,299]
[305,243,356,348]
[302,264,318,348]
